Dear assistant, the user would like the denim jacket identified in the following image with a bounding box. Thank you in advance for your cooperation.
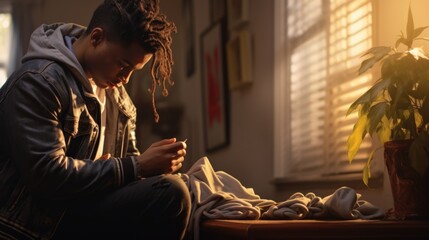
[0,57,140,239]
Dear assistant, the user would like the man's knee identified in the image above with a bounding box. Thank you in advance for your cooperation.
[155,174,191,215]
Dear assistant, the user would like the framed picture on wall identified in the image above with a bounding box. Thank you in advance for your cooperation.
[227,30,253,90]
[200,21,229,152]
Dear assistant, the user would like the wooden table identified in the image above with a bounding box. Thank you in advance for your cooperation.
[200,219,429,240]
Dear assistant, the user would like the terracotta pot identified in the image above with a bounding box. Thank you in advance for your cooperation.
[384,140,429,219]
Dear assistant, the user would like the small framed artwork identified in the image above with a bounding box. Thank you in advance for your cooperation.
[200,21,229,152]
[227,30,253,90]
[227,0,249,30]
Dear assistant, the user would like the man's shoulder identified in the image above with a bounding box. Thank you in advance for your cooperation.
[10,59,76,99]
[0,59,75,108]
[17,59,77,90]
[20,59,69,77]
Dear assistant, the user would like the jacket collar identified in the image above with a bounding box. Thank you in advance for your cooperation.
[106,86,136,119]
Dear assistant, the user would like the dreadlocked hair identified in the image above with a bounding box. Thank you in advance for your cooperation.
[88,0,177,123]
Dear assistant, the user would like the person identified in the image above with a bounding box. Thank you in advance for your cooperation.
[0,0,191,239]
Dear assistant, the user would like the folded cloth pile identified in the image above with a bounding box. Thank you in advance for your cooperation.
[179,156,384,240]
[261,187,384,220]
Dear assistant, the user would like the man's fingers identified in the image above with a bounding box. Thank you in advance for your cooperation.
[165,141,187,154]
[172,157,184,166]
[177,149,186,157]
[151,138,176,147]
[174,161,183,173]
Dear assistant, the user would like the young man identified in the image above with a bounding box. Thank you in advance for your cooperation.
[0,0,191,239]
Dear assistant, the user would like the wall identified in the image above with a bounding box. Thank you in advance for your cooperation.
[40,0,101,25]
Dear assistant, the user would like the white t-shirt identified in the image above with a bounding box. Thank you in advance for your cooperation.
[91,82,107,160]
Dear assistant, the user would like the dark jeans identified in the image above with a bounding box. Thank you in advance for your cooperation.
[53,174,191,240]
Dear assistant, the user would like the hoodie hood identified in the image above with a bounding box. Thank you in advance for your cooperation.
[21,23,137,117]
[22,23,93,93]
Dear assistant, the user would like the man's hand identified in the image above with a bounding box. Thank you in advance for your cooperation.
[136,138,187,177]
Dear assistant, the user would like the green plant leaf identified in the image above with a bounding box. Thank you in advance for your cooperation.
[362,150,375,186]
[347,78,391,116]
[407,109,418,138]
[368,102,388,135]
[359,57,378,75]
[391,122,407,140]
[359,46,392,75]
[390,81,411,111]
[414,73,429,99]
[347,93,370,116]
[409,132,429,177]
[381,53,406,78]
[421,99,429,125]
[415,37,429,42]
[406,5,415,47]
[347,114,368,162]
[377,115,391,143]
[395,38,408,49]
[413,26,429,39]
[361,46,392,58]
[414,111,423,132]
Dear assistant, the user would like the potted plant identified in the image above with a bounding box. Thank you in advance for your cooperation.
[346,6,429,219]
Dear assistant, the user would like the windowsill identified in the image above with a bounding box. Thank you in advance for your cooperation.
[271,172,384,189]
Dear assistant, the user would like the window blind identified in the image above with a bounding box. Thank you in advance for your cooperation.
[325,0,373,176]
[290,31,327,172]
[278,0,376,179]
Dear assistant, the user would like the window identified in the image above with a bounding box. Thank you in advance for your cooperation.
[274,0,381,181]
[0,12,11,87]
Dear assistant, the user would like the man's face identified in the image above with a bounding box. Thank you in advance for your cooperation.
[86,30,153,89]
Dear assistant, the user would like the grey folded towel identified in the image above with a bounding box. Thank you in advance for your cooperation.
[262,186,384,220]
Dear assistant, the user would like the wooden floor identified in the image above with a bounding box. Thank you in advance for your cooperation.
[200,219,429,240]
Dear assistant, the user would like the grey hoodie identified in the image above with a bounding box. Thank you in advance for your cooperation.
[22,23,94,95]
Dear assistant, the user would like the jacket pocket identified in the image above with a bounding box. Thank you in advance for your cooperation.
[63,106,85,137]
[62,106,97,159]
